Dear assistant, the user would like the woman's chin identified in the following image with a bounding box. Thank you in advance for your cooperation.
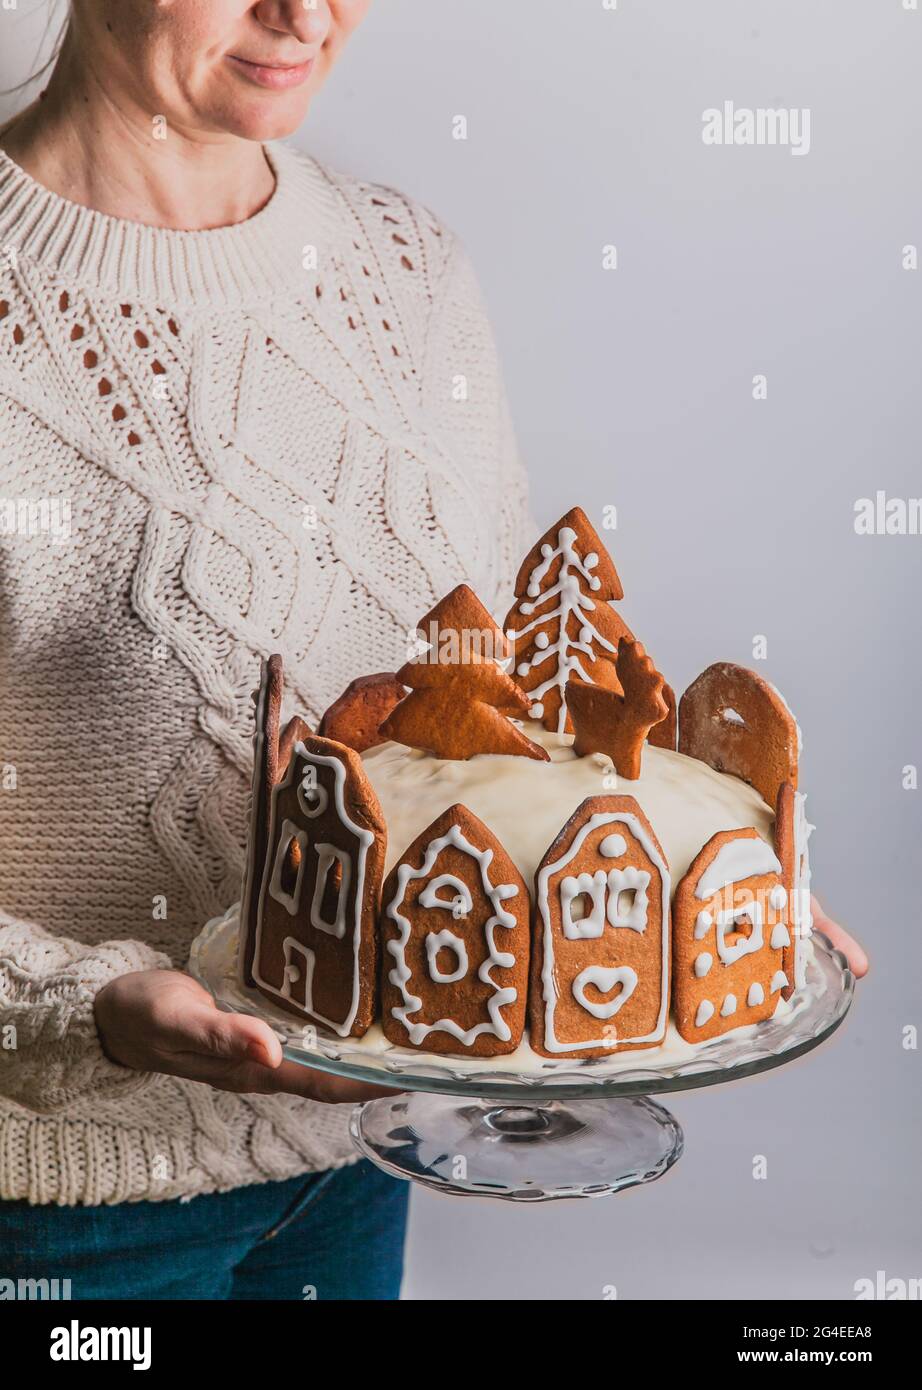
[214,92,316,144]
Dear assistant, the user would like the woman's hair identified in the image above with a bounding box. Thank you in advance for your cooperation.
[1,0,70,99]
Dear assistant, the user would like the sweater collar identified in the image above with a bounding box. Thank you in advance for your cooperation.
[0,141,334,308]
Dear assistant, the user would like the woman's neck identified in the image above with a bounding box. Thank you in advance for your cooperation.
[0,42,275,232]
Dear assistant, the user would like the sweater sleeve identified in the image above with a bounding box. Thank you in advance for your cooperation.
[423,228,537,614]
[0,911,173,1114]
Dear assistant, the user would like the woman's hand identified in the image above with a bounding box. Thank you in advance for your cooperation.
[811,895,868,978]
[94,970,400,1103]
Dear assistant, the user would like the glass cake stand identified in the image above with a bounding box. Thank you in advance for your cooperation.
[189,907,854,1202]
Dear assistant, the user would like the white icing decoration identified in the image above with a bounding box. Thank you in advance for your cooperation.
[297,777,328,819]
[770,969,788,993]
[605,867,650,932]
[280,937,314,1005]
[385,824,520,1046]
[720,994,737,1017]
[599,833,627,858]
[253,745,375,1038]
[572,965,637,1020]
[419,874,473,919]
[267,820,307,916]
[715,899,764,966]
[536,810,670,1052]
[425,930,469,984]
[747,982,765,1006]
[561,870,607,939]
[309,843,351,938]
[694,909,713,939]
[694,837,782,898]
[770,884,787,911]
[770,922,791,950]
[694,952,713,978]
[506,525,619,733]
[721,707,746,726]
[695,1000,714,1027]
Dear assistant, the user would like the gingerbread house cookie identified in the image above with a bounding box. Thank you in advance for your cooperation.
[678,662,799,808]
[530,795,671,1058]
[251,733,386,1036]
[380,804,530,1056]
[672,827,791,1042]
[239,655,311,989]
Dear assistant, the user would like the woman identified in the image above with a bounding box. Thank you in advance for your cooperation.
[0,0,865,1302]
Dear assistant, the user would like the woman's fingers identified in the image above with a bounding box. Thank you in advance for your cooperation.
[811,895,869,978]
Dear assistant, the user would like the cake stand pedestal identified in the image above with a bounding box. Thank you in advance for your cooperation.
[189,910,853,1202]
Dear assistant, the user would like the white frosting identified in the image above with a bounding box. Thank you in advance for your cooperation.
[363,722,774,889]
[747,982,765,1006]
[694,951,713,978]
[694,836,782,899]
[720,994,738,1017]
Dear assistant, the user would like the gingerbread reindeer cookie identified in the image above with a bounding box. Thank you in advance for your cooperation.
[568,640,669,779]
[380,804,530,1056]
[530,794,671,1058]
[503,507,632,735]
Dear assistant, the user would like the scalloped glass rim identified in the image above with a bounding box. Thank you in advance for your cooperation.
[189,907,855,1101]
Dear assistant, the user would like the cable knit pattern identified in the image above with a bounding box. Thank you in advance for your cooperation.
[0,141,532,1205]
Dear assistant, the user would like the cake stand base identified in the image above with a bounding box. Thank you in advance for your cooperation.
[350,1092,684,1201]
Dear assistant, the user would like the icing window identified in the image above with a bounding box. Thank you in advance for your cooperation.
[425,930,469,985]
[268,820,308,916]
[310,844,352,939]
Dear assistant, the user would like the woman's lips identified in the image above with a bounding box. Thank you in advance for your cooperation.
[226,54,315,90]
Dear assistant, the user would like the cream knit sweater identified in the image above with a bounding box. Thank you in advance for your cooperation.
[0,141,531,1206]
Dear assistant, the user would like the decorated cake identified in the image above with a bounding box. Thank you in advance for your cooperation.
[237,507,813,1060]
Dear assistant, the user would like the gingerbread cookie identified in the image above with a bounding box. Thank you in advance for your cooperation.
[530,794,671,1058]
[503,507,633,735]
[251,733,387,1036]
[678,663,799,808]
[647,682,677,750]
[319,673,405,753]
[774,781,803,1000]
[380,584,547,761]
[239,655,284,989]
[672,827,790,1043]
[568,641,669,780]
[380,804,530,1056]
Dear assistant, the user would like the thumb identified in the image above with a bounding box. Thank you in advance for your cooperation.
[180,994,285,1068]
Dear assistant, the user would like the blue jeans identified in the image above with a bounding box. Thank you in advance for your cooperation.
[0,1160,409,1300]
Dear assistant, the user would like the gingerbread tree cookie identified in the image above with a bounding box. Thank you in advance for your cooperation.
[503,507,632,735]
[380,585,548,761]
[568,640,669,780]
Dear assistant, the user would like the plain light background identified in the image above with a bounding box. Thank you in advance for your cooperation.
[2,0,920,1300]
